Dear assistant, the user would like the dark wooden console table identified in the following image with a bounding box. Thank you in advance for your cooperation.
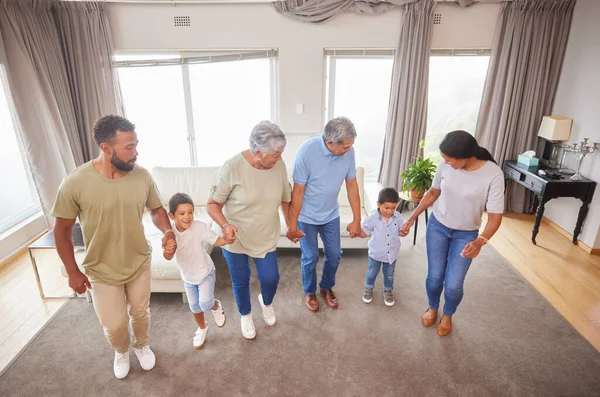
[504,160,596,245]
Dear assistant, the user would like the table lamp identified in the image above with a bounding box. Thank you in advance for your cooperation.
[538,116,572,169]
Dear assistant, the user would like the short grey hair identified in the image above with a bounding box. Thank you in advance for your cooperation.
[323,117,357,145]
[249,120,287,155]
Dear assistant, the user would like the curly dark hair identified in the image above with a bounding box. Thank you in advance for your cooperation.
[169,193,194,214]
[378,187,400,205]
[93,115,136,146]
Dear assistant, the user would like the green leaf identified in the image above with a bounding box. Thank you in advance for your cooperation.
[400,153,437,195]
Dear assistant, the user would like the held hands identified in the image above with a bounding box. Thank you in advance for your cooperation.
[68,270,91,294]
[163,239,176,256]
[461,239,484,259]
[286,228,305,244]
[286,218,362,242]
[400,218,414,237]
[346,220,361,238]
[223,224,238,244]
[162,233,177,256]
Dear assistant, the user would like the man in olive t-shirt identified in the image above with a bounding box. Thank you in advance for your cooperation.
[52,115,176,380]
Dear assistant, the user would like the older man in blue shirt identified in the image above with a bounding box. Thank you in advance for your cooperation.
[287,117,362,312]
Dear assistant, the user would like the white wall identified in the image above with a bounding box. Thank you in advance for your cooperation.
[545,0,600,249]
[108,2,500,162]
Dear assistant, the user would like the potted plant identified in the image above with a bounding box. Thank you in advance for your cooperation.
[401,141,437,201]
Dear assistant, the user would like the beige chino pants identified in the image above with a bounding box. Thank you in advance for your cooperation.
[89,266,151,353]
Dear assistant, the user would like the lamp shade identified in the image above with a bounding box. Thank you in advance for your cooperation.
[537,116,572,141]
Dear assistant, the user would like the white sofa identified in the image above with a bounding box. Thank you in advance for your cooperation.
[143,166,378,294]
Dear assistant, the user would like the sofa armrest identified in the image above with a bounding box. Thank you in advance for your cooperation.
[364,182,383,215]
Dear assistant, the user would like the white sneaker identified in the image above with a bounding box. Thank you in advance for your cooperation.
[133,345,156,371]
[240,314,256,340]
[113,350,130,379]
[212,299,226,327]
[258,294,276,326]
[193,327,208,349]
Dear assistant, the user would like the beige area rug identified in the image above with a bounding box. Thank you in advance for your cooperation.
[1,244,599,396]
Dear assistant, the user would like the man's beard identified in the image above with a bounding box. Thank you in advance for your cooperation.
[111,153,135,172]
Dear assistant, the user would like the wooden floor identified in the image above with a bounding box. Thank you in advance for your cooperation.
[488,213,600,352]
[0,213,599,374]
[0,249,68,374]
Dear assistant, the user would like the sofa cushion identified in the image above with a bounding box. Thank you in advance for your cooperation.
[152,166,220,207]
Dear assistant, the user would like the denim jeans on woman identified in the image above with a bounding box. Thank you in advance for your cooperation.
[222,249,280,316]
[425,213,479,315]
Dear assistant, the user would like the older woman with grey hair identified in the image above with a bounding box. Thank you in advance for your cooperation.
[207,120,291,340]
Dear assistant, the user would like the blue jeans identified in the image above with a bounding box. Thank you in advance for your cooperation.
[183,267,216,314]
[222,249,280,316]
[365,257,396,292]
[425,213,479,316]
[298,217,341,295]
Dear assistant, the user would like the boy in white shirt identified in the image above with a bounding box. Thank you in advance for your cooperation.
[163,193,231,349]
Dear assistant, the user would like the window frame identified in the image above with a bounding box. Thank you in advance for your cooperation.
[324,48,491,180]
[324,49,395,182]
[324,49,395,123]
[114,49,279,167]
[324,47,491,123]
[425,48,492,163]
[0,67,42,235]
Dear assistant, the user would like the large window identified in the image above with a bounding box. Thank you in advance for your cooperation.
[325,50,394,182]
[424,51,490,164]
[324,49,490,181]
[0,74,40,233]
[189,59,273,166]
[118,61,189,170]
[116,51,276,170]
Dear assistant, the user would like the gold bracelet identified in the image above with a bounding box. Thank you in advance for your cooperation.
[478,235,489,245]
[165,229,175,235]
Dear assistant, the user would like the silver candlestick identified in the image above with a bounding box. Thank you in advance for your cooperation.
[570,138,600,181]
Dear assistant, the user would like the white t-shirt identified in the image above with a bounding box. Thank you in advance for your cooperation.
[172,220,219,284]
[431,161,505,231]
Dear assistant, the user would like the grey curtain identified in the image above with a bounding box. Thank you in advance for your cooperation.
[0,0,77,224]
[379,0,435,190]
[273,0,419,22]
[474,0,575,212]
[0,0,122,224]
[54,1,124,161]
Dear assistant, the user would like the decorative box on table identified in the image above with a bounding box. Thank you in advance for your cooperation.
[517,155,539,167]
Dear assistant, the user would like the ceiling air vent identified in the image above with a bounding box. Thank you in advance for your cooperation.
[174,16,191,27]
[433,13,442,25]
